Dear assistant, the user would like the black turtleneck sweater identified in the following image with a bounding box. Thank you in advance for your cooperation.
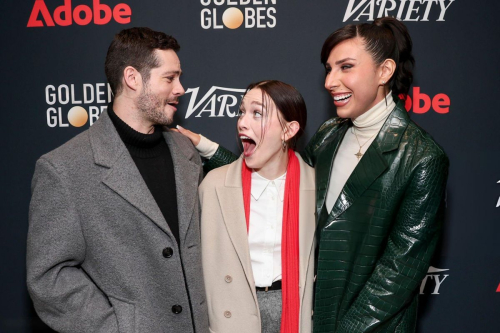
[108,107,180,245]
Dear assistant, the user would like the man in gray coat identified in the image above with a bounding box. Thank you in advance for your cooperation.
[27,27,208,332]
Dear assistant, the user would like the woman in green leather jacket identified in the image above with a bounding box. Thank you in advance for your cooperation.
[178,17,448,333]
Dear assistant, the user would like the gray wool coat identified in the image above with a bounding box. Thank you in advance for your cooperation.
[27,111,209,333]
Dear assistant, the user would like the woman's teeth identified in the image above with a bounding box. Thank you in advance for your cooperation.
[334,93,352,101]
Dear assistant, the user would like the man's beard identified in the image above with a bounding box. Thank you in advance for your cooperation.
[136,85,175,126]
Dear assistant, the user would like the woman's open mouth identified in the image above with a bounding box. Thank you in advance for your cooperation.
[240,135,257,157]
[333,93,352,107]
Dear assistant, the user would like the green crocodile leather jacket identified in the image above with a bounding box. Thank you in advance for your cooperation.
[204,98,449,333]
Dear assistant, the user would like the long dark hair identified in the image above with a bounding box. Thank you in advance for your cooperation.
[320,17,415,97]
[240,80,307,150]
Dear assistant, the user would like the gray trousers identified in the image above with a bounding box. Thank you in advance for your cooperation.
[256,289,282,333]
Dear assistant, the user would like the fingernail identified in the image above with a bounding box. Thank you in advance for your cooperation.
[177,125,183,130]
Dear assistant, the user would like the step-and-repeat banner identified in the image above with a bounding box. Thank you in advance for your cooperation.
[1,1,499,331]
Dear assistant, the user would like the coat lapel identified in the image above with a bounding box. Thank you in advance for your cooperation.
[90,111,172,236]
[218,155,317,305]
[297,154,316,302]
[215,154,316,308]
[328,143,387,221]
[215,158,257,301]
[315,121,349,218]
[328,100,410,221]
[163,131,201,245]
[103,151,172,235]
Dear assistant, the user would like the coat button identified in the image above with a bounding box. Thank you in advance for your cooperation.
[163,247,174,258]
[172,305,182,314]
[224,275,232,283]
[224,310,231,318]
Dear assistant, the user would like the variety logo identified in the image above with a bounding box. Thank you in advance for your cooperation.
[184,86,246,118]
[200,0,276,29]
[45,83,112,127]
[420,266,449,294]
[343,0,455,22]
[399,87,450,114]
[28,0,132,27]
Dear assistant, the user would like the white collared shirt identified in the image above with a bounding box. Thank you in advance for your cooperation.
[248,171,286,287]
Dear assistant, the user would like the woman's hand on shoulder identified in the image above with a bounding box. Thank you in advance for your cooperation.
[175,125,201,146]
[172,125,220,159]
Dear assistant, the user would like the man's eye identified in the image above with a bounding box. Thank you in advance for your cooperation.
[166,77,174,82]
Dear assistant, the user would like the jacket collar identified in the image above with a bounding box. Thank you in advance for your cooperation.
[372,99,409,153]
[89,109,126,168]
[89,110,200,245]
[314,120,349,216]
[317,99,410,221]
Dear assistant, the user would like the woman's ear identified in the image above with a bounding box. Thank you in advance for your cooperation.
[379,58,396,85]
[283,121,300,141]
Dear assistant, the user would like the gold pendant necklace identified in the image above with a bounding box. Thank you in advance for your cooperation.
[354,149,363,160]
[353,127,376,160]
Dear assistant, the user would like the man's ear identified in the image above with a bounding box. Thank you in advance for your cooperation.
[123,66,142,92]
[283,121,300,141]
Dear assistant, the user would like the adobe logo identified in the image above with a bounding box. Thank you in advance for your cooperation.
[27,0,132,27]
[399,87,450,114]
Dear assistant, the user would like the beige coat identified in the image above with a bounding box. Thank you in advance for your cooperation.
[199,153,316,333]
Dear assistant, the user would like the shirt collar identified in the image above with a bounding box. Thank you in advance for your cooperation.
[251,171,286,202]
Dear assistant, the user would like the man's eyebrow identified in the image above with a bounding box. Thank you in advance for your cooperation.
[335,57,356,65]
[161,70,182,76]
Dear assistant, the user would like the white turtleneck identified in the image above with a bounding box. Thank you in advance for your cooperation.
[324,92,395,212]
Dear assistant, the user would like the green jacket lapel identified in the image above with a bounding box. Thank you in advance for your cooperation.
[328,100,410,221]
[328,144,387,221]
[315,122,349,218]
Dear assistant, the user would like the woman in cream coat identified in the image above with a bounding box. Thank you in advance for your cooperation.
[198,80,315,333]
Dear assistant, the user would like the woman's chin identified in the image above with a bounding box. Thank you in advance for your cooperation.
[243,156,258,169]
[336,107,353,119]
[245,153,270,171]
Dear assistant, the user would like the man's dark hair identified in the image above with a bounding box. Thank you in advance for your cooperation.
[105,27,180,96]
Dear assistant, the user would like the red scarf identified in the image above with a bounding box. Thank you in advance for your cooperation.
[242,149,300,333]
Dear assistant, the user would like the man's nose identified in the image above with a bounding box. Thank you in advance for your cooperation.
[174,81,185,96]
